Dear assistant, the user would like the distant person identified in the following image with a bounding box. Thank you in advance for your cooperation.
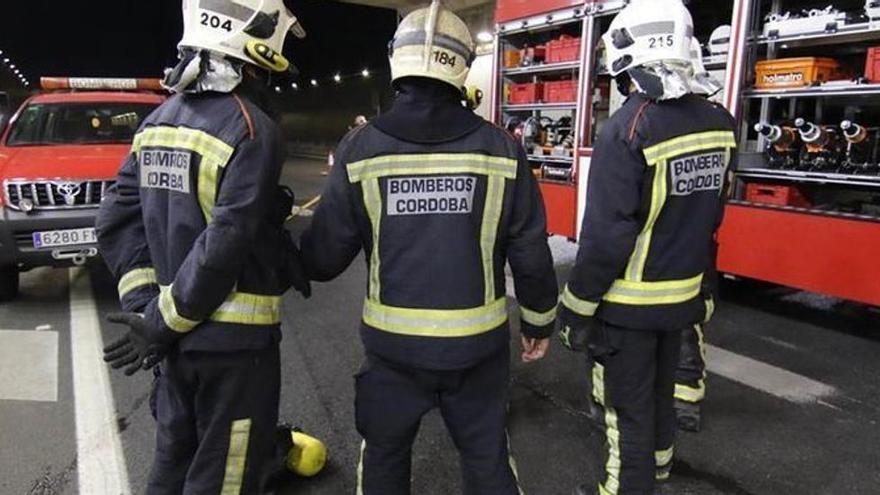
[556,1,737,493]
[96,0,318,493]
[300,2,558,493]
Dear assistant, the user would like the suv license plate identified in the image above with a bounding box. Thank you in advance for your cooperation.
[32,228,97,249]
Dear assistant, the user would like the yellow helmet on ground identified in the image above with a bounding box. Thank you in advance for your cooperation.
[179,0,307,73]
[389,1,476,91]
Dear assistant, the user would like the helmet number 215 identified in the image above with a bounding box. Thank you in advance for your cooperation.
[201,12,233,32]
[433,51,457,68]
[648,35,675,49]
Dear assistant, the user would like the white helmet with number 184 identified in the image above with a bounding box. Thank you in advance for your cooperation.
[389,1,476,91]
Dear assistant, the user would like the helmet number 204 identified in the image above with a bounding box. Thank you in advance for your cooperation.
[201,12,233,32]
[433,51,457,68]
[648,35,675,49]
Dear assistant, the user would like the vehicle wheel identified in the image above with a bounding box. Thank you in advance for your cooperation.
[0,265,19,301]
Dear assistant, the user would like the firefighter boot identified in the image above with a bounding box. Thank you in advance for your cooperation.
[674,399,702,432]
[286,428,328,477]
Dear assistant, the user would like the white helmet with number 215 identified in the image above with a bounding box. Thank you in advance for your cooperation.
[602,0,693,77]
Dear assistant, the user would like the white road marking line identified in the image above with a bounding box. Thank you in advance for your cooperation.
[69,268,131,494]
[0,330,58,402]
[706,344,837,404]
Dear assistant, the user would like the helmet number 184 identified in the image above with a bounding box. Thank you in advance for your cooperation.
[433,51,457,68]
[200,12,233,32]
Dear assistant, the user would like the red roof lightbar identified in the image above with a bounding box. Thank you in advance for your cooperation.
[40,77,164,91]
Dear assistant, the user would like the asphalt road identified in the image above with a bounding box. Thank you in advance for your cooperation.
[0,157,878,495]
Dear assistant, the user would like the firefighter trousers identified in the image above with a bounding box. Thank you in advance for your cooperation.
[591,324,682,495]
[675,324,707,404]
[146,344,281,495]
[354,347,521,495]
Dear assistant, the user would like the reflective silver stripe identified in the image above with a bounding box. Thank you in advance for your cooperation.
[655,447,674,467]
[347,154,517,183]
[200,0,254,21]
[362,297,508,338]
[220,418,252,495]
[159,285,281,329]
[118,268,157,299]
[520,305,557,327]
[561,285,599,317]
[629,21,675,37]
[393,31,474,60]
[604,274,703,306]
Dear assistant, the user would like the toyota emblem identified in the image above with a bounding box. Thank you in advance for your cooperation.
[54,182,82,206]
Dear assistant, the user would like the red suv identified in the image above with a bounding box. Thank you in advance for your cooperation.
[0,78,165,300]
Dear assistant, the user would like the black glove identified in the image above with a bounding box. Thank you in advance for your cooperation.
[557,306,614,357]
[103,312,172,376]
[281,231,312,298]
[271,186,296,226]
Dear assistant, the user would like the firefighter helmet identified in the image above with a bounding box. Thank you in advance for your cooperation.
[389,1,476,91]
[179,0,306,73]
[602,0,694,77]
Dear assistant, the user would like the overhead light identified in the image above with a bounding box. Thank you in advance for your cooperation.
[334,74,342,83]
[2,58,8,63]
[274,86,282,93]
[9,64,15,69]
[291,82,299,90]
[477,31,494,43]
[310,79,318,87]
[361,69,370,78]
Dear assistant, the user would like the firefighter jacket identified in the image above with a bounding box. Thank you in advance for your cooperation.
[300,82,558,370]
[562,93,736,331]
[97,90,294,352]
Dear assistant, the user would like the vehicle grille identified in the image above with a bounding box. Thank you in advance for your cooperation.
[3,180,114,211]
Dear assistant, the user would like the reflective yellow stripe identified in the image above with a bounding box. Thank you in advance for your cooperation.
[506,433,525,495]
[674,382,705,403]
[704,296,716,323]
[133,126,235,222]
[346,153,518,183]
[481,176,505,303]
[593,362,621,495]
[655,447,674,467]
[356,440,365,495]
[212,292,282,326]
[624,158,669,281]
[362,178,383,302]
[562,285,599,317]
[159,285,281,330]
[675,324,707,402]
[363,297,508,338]
[118,267,157,299]
[642,130,737,165]
[220,418,252,495]
[159,286,200,333]
[520,305,557,327]
[603,274,703,306]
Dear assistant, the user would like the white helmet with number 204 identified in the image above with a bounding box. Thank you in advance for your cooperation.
[179,0,307,73]
[602,0,694,77]
[389,1,476,91]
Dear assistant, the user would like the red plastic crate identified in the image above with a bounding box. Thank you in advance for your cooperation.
[508,82,543,104]
[543,80,578,103]
[865,46,880,82]
[745,183,812,208]
[546,36,582,64]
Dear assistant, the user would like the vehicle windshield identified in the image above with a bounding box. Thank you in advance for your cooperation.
[5,101,158,146]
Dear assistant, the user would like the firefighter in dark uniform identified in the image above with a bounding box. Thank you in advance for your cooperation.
[557,1,737,494]
[96,1,319,493]
[300,2,559,494]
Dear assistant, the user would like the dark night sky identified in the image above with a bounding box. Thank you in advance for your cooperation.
[0,0,398,87]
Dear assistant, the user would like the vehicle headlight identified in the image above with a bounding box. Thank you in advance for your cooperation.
[19,198,34,213]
